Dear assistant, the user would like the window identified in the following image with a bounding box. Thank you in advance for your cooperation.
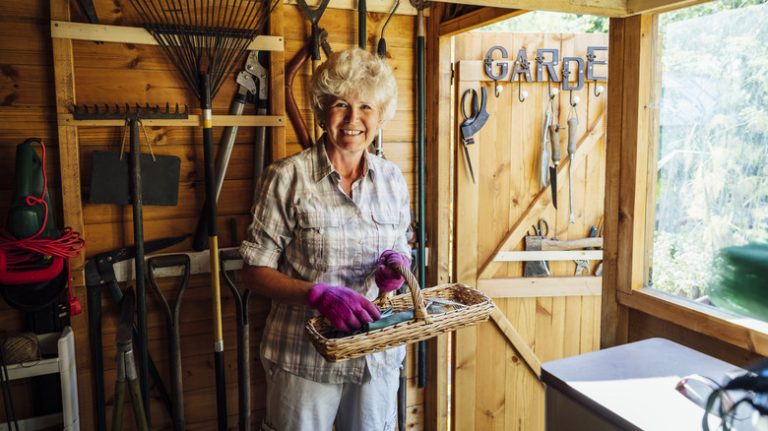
[650,1,768,321]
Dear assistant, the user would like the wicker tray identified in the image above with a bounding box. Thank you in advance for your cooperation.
[305,266,494,362]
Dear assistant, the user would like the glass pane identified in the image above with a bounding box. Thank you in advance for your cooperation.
[652,1,768,320]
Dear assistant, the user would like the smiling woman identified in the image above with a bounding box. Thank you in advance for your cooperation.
[239,47,412,431]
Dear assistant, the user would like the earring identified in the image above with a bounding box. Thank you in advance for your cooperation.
[318,122,325,129]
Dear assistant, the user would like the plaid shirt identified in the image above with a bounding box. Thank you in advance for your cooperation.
[240,139,411,383]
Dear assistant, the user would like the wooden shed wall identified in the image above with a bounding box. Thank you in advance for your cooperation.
[0,1,424,429]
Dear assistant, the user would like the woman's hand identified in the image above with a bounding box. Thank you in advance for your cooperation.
[374,250,410,293]
[307,283,381,332]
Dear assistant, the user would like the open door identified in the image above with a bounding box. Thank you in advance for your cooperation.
[451,31,608,430]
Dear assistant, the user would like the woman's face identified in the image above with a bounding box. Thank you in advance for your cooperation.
[323,92,382,156]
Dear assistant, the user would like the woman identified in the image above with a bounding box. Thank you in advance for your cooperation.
[240,48,412,431]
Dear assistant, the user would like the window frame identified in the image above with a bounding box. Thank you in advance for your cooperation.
[604,9,768,356]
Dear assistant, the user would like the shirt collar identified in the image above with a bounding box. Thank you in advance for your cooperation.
[312,135,377,182]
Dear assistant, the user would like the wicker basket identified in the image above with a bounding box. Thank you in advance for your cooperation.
[305,266,494,362]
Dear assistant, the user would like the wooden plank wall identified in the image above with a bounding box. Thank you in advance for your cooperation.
[0,1,422,429]
[453,31,607,430]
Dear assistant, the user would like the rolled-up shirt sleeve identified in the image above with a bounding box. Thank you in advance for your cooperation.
[239,163,294,268]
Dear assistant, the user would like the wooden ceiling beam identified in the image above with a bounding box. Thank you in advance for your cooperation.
[625,0,713,15]
[439,7,527,37]
[437,0,628,18]
[435,0,712,19]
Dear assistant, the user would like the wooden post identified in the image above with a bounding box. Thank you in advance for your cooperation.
[50,0,91,428]
[270,2,286,161]
[602,14,657,348]
[425,5,450,430]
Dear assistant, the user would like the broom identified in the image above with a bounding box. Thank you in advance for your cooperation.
[128,1,274,429]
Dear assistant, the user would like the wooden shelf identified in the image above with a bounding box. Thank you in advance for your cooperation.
[58,114,285,127]
[494,250,604,262]
[478,276,602,298]
[51,20,284,51]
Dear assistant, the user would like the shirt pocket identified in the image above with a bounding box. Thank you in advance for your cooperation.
[295,210,330,275]
[371,205,401,256]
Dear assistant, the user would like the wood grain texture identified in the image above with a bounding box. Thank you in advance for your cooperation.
[0,1,419,429]
[453,31,606,431]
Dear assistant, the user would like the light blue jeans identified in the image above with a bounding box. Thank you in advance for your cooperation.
[261,360,400,431]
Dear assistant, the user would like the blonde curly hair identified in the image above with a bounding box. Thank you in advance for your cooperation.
[310,48,398,123]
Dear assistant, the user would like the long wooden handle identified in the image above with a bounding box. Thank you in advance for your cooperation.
[285,41,312,149]
[541,237,603,251]
[549,123,560,163]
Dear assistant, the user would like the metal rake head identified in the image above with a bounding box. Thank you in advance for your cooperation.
[72,103,189,120]
[130,0,278,101]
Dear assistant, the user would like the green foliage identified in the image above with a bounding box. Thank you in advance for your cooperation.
[651,1,768,305]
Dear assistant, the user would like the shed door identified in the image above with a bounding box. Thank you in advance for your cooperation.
[451,32,607,430]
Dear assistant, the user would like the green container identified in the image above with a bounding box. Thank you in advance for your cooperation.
[709,243,768,322]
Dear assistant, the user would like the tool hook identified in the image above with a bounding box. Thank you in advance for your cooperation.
[484,45,508,98]
[569,89,580,108]
[586,51,605,97]
[517,74,528,103]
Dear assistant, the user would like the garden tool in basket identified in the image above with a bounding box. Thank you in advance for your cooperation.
[74,103,187,424]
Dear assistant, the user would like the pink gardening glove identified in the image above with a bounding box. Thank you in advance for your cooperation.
[374,250,410,293]
[307,283,381,332]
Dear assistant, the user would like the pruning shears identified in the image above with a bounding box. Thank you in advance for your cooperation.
[459,87,489,184]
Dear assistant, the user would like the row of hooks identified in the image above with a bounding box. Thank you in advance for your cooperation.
[493,75,604,104]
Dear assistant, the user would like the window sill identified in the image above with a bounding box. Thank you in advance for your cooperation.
[617,288,768,356]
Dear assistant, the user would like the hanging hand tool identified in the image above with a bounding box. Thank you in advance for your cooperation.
[536,236,603,251]
[524,219,550,277]
[539,86,557,190]
[539,105,551,190]
[594,218,604,276]
[76,103,188,425]
[358,0,367,49]
[411,0,430,403]
[459,87,489,184]
[112,287,149,431]
[574,225,598,276]
[148,255,191,431]
[192,50,269,251]
[548,121,561,209]
[377,0,399,58]
[373,0,400,158]
[84,235,185,431]
[567,103,579,224]
[296,0,331,143]
[286,30,332,150]
[130,1,275,427]
[220,250,252,431]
